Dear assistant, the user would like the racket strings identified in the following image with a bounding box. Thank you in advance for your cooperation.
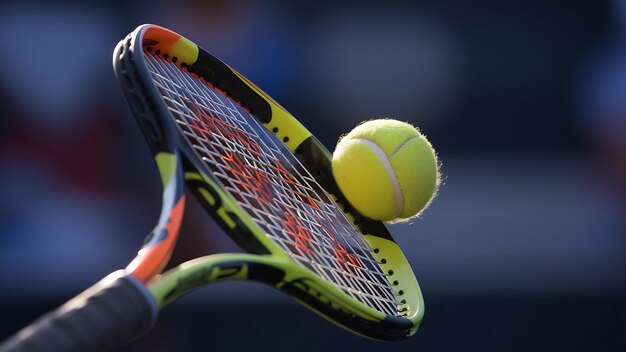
[149,56,390,292]
[144,52,399,315]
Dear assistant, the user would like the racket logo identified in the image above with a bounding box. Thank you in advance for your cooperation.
[142,39,159,46]
[162,262,246,305]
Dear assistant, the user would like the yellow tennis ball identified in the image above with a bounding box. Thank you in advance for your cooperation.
[331,119,440,222]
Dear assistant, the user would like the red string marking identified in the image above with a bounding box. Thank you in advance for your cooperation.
[183,98,361,265]
[317,214,363,271]
[185,101,273,202]
[281,210,314,254]
[333,242,362,272]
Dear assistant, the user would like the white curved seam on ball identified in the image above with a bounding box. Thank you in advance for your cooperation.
[355,138,403,218]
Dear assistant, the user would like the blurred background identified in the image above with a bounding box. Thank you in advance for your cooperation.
[0,0,625,351]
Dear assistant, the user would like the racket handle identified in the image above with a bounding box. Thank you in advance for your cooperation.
[0,270,157,352]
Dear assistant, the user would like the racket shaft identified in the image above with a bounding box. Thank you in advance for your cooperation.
[0,271,157,352]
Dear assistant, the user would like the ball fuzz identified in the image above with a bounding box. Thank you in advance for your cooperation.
[331,119,439,222]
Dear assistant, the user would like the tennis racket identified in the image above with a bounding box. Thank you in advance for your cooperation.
[0,24,424,351]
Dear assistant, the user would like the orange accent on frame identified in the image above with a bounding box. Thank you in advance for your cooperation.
[127,195,186,282]
[143,26,181,55]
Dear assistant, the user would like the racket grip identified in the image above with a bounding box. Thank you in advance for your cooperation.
[0,270,157,352]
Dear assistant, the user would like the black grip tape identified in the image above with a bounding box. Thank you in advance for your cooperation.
[0,270,157,352]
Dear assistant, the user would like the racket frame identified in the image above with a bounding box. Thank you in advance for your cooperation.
[114,24,424,340]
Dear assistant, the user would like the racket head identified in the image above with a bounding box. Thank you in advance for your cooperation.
[113,24,424,340]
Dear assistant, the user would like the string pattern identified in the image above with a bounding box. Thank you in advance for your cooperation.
[143,52,398,316]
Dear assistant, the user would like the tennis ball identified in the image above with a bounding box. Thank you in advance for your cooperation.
[331,119,439,222]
